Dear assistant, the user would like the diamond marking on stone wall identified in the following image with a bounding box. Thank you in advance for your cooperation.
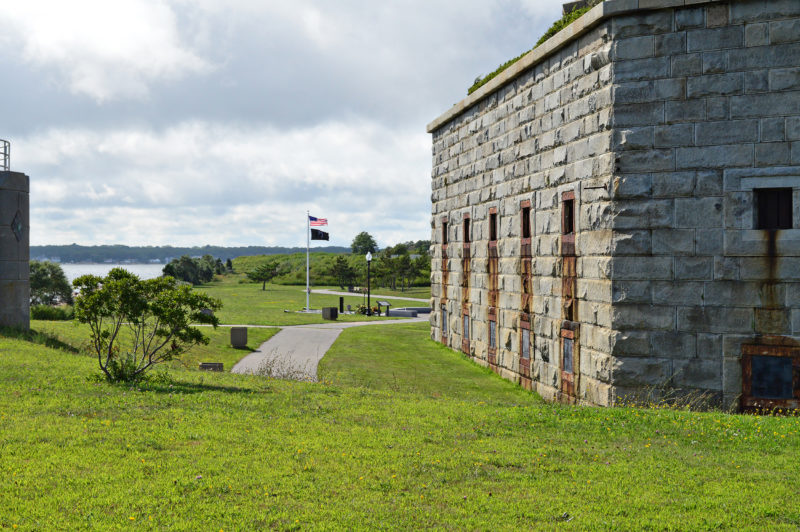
[11,210,23,242]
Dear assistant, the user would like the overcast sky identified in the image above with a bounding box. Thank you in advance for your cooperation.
[2,0,565,248]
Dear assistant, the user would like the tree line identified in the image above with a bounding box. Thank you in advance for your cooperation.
[30,244,350,263]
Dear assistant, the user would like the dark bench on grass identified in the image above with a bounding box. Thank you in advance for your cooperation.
[199,362,224,371]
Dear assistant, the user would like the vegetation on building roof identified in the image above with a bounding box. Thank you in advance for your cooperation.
[467,3,597,95]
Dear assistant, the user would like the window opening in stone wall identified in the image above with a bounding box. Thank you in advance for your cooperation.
[755,188,793,230]
[521,328,530,360]
[521,206,531,239]
[489,212,498,242]
[442,220,448,245]
[489,319,496,350]
[741,344,800,411]
[462,312,470,354]
[563,337,574,374]
[441,305,448,339]
[563,199,574,235]
[463,218,470,243]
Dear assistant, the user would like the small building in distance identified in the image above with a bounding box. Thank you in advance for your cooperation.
[427,0,800,411]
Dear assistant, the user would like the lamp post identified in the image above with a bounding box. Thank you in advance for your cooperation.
[366,251,372,316]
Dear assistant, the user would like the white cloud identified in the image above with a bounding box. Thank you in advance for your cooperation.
[0,0,211,102]
[16,120,431,247]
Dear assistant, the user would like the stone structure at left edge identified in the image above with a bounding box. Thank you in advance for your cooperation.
[0,169,30,330]
[427,0,800,412]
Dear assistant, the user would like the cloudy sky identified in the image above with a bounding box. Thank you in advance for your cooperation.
[2,0,565,248]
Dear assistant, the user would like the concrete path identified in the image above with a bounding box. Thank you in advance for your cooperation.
[309,288,429,303]
[230,316,427,379]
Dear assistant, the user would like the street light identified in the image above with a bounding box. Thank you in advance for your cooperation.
[366,251,372,316]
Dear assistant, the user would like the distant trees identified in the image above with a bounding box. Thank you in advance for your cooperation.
[30,260,73,305]
[351,232,378,255]
[329,256,356,290]
[247,259,287,290]
[162,255,221,285]
[73,268,221,382]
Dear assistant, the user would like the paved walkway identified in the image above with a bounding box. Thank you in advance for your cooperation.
[309,288,429,303]
[230,316,428,379]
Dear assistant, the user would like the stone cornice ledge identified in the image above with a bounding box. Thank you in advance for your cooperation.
[426,0,725,134]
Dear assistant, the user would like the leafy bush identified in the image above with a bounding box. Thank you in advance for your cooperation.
[73,268,221,383]
[468,4,596,95]
[30,305,74,321]
[30,260,73,305]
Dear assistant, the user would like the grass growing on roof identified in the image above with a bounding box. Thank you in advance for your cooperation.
[1,325,799,528]
[468,4,595,95]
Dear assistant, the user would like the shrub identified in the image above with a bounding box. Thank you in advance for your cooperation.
[30,305,74,321]
[73,268,221,383]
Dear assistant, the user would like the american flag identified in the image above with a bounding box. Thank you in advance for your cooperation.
[309,215,327,226]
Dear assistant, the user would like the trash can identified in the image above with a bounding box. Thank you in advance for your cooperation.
[322,307,338,320]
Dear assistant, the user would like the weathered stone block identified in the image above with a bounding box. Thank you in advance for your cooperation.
[672,53,703,76]
[770,67,800,91]
[675,197,723,228]
[761,118,786,142]
[755,142,792,166]
[613,198,674,229]
[653,281,704,306]
[616,149,674,172]
[614,102,665,126]
[714,256,740,280]
[770,19,800,44]
[731,92,800,118]
[612,10,673,39]
[675,256,714,280]
[652,229,695,255]
[654,124,694,147]
[754,308,792,335]
[651,331,697,358]
[676,145,754,169]
[612,256,673,280]
[697,333,723,359]
[677,306,754,333]
[673,358,723,390]
[745,22,770,47]
[731,0,800,24]
[695,119,758,146]
[687,26,742,52]
[666,100,706,123]
[675,7,704,30]
[613,356,671,386]
[655,32,686,57]
[613,35,654,60]
[687,73,744,98]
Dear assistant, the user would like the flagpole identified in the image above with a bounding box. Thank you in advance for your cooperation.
[306,210,310,311]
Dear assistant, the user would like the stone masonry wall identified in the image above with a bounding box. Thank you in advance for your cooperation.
[430,18,617,405]
[0,171,30,329]
[608,0,800,409]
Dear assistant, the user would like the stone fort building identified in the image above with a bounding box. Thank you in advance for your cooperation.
[428,0,800,410]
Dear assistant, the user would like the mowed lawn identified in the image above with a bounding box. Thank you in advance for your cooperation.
[194,275,425,326]
[24,320,280,373]
[1,322,799,529]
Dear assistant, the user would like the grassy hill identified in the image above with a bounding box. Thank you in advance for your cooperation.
[1,321,799,529]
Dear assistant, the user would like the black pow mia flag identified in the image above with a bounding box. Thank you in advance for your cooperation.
[311,229,329,241]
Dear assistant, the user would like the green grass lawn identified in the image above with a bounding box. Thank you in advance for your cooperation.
[25,320,279,373]
[195,275,422,326]
[2,322,799,529]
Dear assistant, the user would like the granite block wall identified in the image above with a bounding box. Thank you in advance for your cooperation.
[429,0,800,410]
